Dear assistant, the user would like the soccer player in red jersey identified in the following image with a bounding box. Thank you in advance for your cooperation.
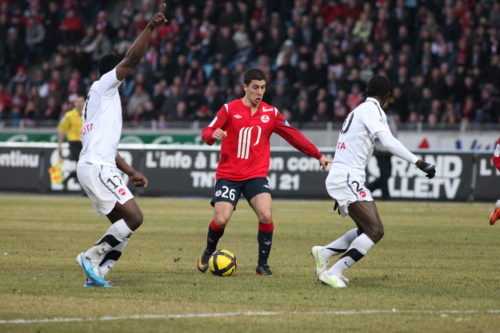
[490,137,500,225]
[197,68,332,276]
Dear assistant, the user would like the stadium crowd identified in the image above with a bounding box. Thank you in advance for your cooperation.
[1,0,500,128]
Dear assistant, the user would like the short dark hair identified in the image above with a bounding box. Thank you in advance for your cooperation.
[243,68,266,85]
[364,75,391,99]
[99,54,121,76]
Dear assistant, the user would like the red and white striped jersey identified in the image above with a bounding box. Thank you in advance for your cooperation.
[202,99,323,181]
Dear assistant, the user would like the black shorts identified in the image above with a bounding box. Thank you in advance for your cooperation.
[68,141,83,161]
[211,177,272,208]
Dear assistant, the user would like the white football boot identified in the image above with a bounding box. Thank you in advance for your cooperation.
[319,271,349,288]
[311,246,329,275]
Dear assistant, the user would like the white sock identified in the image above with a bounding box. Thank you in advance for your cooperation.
[84,219,132,261]
[321,228,359,259]
[495,200,500,208]
[99,237,130,276]
[328,233,375,275]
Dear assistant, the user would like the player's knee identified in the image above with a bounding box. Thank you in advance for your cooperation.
[213,215,230,227]
[370,225,384,243]
[258,211,272,224]
[126,210,143,231]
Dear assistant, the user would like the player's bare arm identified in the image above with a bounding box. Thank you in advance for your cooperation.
[57,130,65,155]
[115,4,167,81]
[212,128,227,141]
[116,154,148,187]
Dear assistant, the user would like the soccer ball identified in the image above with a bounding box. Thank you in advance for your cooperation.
[209,250,237,276]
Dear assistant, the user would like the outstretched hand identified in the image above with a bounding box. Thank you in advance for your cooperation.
[318,156,332,171]
[416,160,436,179]
[148,3,167,29]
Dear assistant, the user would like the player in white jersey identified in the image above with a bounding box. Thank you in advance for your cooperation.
[311,75,437,288]
[75,5,167,287]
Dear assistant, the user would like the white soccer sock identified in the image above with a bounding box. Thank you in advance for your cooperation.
[84,219,133,261]
[328,233,375,275]
[495,199,500,208]
[320,228,359,259]
[99,237,130,276]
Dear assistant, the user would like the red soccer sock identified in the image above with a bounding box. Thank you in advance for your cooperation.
[206,220,225,253]
[258,221,274,233]
[210,219,226,232]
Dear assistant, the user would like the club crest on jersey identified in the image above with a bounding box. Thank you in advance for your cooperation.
[379,116,386,124]
[359,190,366,198]
[215,190,222,197]
[261,115,270,123]
[283,120,291,127]
[234,115,242,119]
[118,188,126,196]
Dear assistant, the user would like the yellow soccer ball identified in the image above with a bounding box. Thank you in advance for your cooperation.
[208,250,237,276]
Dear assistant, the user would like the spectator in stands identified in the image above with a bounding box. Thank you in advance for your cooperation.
[25,17,45,61]
[293,98,312,123]
[92,32,112,66]
[0,82,11,118]
[59,9,83,44]
[161,85,184,120]
[127,83,150,118]
[172,101,190,121]
[42,96,61,120]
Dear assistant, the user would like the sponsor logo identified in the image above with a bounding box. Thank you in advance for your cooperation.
[337,142,346,149]
[283,120,291,127]
[215,190,222,196]
[263,185,269,188]
[263,107,274,112]
[261,115,270,123]
[359,190,366,198]
[0,150,39,168]
[263,241,272,245]
[80,123,94,136]
[234,115,242,119]
[118,188,126,196]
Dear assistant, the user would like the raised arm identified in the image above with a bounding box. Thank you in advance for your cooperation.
[115,4,167,81]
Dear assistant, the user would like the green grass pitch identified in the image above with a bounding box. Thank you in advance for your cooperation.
[0,194,499,332]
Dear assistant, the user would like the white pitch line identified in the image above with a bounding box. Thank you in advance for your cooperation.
[1,310,500,325]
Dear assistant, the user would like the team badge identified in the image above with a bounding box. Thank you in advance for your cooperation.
[379,116,386,124]
[261,115,270,123]
[215,190,222,197]
[359,190,366,198]
[283,120,291,127]
[119,188,126,196]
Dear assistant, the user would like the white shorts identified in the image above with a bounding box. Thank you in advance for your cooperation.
[325,171,373,217]
[77,163,134,216]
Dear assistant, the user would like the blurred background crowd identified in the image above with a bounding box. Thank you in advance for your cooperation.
[1,0,500,129]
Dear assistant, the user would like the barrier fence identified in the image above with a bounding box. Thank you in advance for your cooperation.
[0,143,498,202]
